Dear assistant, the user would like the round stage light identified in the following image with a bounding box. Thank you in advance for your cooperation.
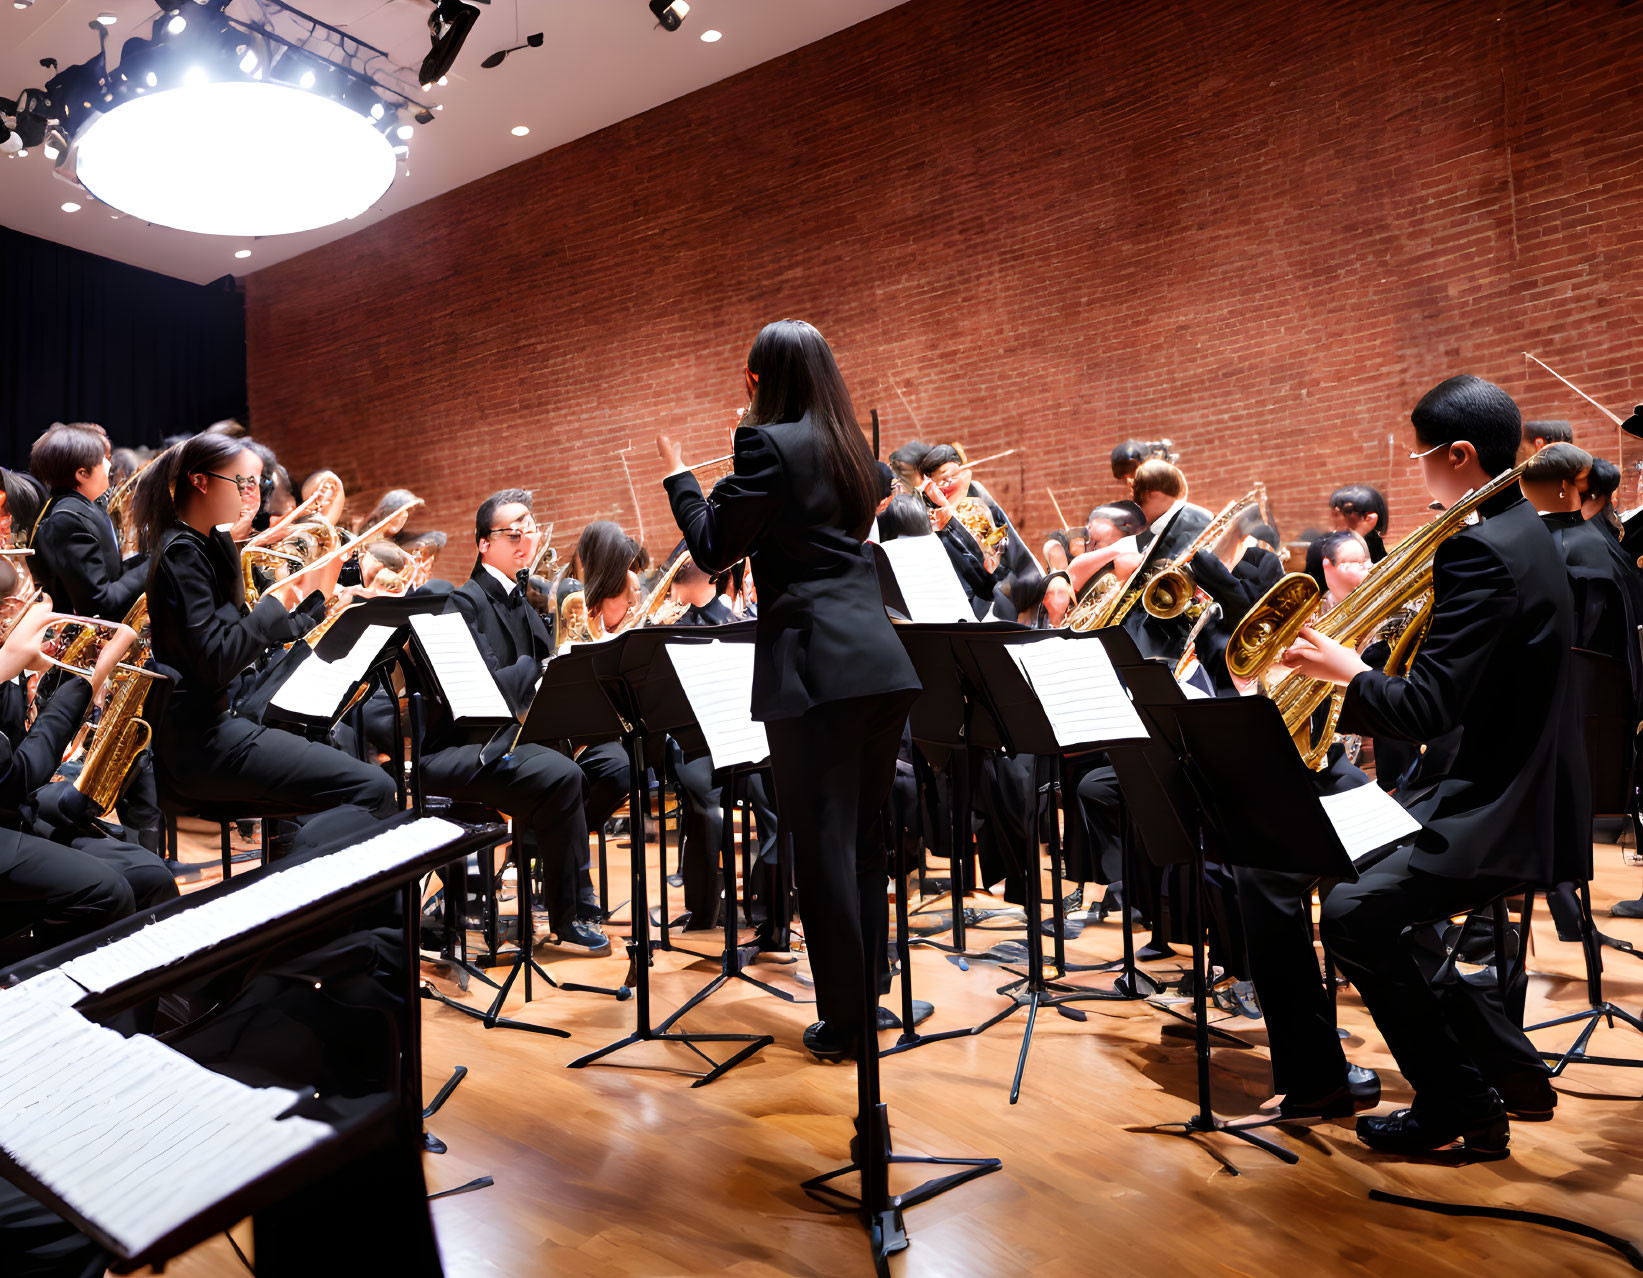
[75,80,396,236]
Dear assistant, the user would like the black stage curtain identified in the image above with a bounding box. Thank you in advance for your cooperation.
[0,224,246,464]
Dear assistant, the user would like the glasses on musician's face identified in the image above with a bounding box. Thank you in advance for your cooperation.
[205,472,261,495]
[1408,440,1459,461]
[486,521,538,545]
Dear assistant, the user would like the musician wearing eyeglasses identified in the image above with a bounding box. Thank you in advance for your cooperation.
[419,491,609,951]
[1280,375,1570,1157]
[135,434,400,848]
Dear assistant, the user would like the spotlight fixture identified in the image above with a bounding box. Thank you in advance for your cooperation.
[13,0,33,9]
[234,248,251,258]
[510,124,528,136]
[648,0,688,32]
[95,11,117,24]
[420,0,487,86]
[61,201,80,212]
[700,29,721,43]
[480,31,542,69]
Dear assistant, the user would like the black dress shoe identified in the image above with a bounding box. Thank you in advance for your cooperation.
[552,917,611,953]
[1346,1064,1381,1106]
[1137,938,1176,961]
[753,922,791,953]
[803,1021,858,1062]
[876,1000,934,1031]
[1612,897,1643,919]
[1493,1070,1557,1121]
[1277,1065,1379,1119]
[1356,1097,1510,1158]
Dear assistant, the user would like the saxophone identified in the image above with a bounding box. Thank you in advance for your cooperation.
[62,597,164,813]
[1224,461,1528,769]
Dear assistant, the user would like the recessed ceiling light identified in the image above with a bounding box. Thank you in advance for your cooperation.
[95,11,117,24]
[61,201,81,212]
[701,29,721,42]
[510,125,529,136]
[234,249,251,258]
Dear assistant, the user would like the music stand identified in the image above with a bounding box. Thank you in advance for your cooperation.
[561,627,773,1086]
[1126,689,1359,1168]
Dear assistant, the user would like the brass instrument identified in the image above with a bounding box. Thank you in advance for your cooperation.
[1064,570,1125,632]
[242,522,340,604]
[244,470,346,553]
[1140,484,1267,621]
[105,457,157,557]
[950,496,1008,554]
[299,499,428,646]
[58,597,161,813]
[1224,461,1529,769]
[558,548,699,644]
[1070,505,1189,632]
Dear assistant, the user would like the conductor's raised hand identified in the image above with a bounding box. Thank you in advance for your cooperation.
[656,433,687,477]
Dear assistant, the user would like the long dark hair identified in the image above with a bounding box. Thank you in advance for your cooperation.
[743,320,877,536]
[576,520,640,612]
[133,433,251,569]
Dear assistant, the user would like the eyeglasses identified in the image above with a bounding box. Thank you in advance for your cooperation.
[204,472,260,494]
[1408,440,1461,460]
[485,521,538,545]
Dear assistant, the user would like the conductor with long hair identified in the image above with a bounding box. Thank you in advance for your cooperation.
[659,319,920,1060]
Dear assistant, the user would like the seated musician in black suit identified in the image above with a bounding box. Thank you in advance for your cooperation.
[421,491,607,950]
[27,423,163,856]
[1286,375,1570,1157]
[135,433,399,845]
[1116,460,1212,662]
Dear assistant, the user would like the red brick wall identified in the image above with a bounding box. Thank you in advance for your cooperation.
[245,0,1643,582]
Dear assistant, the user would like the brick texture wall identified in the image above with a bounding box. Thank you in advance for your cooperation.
[245,0,1643,582]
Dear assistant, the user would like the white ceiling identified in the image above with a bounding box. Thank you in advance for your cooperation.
[0,0,907,283]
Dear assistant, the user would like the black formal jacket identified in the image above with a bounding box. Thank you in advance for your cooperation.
[33,489,147,621]
[1186,545,1283,694]
[672,597,735,628]
[147,524,325,729]
[1123,503,1214,662]
[1338,488,1573,883]
[0,678,89,823]
[1543,510,1643,705]
[425,561,551,751]
[665,416,920,722]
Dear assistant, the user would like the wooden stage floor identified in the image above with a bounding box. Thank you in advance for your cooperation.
[151,825,1643,1277]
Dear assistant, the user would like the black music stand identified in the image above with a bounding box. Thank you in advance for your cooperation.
[562,627,773,1085]
[1126,690,1359,1169]
[0,811,500,1277]
[411,634,627,1040]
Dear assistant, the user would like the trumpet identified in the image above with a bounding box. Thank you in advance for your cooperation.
[243,470,346,553]
[299,498,428,645]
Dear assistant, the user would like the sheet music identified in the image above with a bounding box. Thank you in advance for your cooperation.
[1319,782,1423,865]
[408,612,513,721]
[1006,636,1150,748]
[663,641,770,771]
[878,535,976,624]
[270,623,397,720]
[0,992,331,1257]
[53,817,465,997]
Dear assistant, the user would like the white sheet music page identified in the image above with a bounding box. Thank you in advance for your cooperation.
[409,612,513,721]
[56,817,465,996]
[879,535,976,624]
[1319,782,1423,865]
[663,641,770,771]
[0,994,332,1257]
[270,623,397,720]
[1006,636,1149,748]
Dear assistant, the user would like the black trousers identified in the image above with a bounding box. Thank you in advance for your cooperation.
[1321,844,1546,1110]
[974,752,1037,905]
[1233,866,1347,1096]
[670,745,778,930]
[0,827,139,955]
[114,755,163,856]
[422,741,588,928]
[156,715,399,821]
[766,692,916,1035]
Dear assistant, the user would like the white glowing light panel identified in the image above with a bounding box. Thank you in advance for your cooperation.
[75,80,397,237]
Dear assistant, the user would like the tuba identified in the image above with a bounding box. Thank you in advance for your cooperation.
[1139,484,1267,621]
[1224,461,1528,769]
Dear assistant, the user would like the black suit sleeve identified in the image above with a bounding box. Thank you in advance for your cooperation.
[664,426,784,574]
[153,538,313,693]
[443,590,539,713]
[1189,549,1261,621]
[54,521,148,619]
[1338,534,1514,743]
[0,677,91,806]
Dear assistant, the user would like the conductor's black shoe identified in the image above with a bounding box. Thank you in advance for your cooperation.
[1493,1070,1557,1121]
[803,1021,858,1063]
[1612,897,1643,919]
[553,918,610,953]
[876,1000,934,1031]
[1137,939,1176,961]
[1356,1097,1510,1159]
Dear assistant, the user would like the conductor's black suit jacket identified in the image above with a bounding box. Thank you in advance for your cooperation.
[1339,488,1574,884]
[664,415,919,722]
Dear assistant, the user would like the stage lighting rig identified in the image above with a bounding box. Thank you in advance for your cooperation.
[479,31,541,69]
[648,0,689,32]
[420,0,487,86]
[5,0,440,235]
